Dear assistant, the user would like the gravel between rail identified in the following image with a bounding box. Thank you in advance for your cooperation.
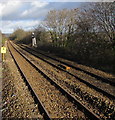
[8,41,87,119]
[22,44,115,79]
[2,42,42,119]
[19,45,115,97]
[12,42,115,119]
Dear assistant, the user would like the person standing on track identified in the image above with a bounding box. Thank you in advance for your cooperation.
[32,32,37,47]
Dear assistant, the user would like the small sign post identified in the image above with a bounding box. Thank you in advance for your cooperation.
[1,46,6,62]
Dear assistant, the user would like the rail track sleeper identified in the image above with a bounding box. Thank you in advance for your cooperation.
[11,42,101,120]
[22,45,115,86]
[8,42,51,120]
[18,45,115,99]
[43,55,115,86]
[60,68,115,99]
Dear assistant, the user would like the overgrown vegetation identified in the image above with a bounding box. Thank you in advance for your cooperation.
[0,31,7,45]
[9,28,32,45]
[9,2,115,74]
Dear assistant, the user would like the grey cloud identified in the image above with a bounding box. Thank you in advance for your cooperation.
[2,2,82,20]
[1,2,83,33]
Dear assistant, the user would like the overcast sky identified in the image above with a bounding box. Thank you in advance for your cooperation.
[0,0,113,34]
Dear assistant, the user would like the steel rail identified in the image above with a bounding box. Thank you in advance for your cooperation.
[10,42,101,120]
[7,42,51,120]
[18,44,115,99]
[20,44,115,86]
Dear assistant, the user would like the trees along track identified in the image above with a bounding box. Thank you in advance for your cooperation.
[18,44,115,100]
[7,41,101,119]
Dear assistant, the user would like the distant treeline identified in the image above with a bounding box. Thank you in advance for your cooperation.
[0,31,7,45]
[9,2,115,74]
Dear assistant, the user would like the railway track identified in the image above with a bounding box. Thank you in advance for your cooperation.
[9,41,115,119]
[20,44,115,86]
[18,44,115,100]
[7,42,50,119]
[7,41,102,119]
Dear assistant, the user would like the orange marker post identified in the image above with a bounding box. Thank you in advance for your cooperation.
[66,66,70,70]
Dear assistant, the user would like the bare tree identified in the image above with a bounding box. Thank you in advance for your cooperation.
[90,2,115,45]
[34,25,50,46]
[43,9,78,47]
[74,2,115,60]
